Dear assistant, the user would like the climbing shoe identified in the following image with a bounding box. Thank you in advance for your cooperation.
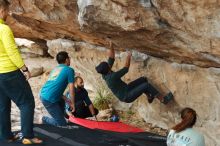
[161,92,173,104]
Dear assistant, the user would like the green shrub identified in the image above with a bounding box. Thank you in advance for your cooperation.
[93,87,114,110]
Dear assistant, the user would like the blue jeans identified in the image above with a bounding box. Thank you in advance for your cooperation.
[0,70,35,139]
[41,99,67,126]
[124,77,159,103]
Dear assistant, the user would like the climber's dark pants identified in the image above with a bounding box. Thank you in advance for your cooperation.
[123,77,159,103]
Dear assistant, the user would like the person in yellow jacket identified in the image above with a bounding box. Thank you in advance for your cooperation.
[0,0,42,144]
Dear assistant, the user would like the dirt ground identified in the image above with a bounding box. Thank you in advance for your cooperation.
[117,110,168,136]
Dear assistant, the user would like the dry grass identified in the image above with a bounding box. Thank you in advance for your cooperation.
[93,86,114,110]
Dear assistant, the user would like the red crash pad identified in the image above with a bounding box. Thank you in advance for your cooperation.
[69,116,144,133]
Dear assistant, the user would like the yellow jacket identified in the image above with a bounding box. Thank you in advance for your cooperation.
[0,19,24,73]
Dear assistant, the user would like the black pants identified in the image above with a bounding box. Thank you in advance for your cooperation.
[0,70,35,139]
[73,106,99,119]
[123,77,159,103]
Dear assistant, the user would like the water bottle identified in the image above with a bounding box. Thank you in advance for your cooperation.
[110,115,119,122]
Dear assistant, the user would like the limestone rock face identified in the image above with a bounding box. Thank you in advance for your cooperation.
[16,38,48,57]
[7,0,220,67]
[47,39,220,146]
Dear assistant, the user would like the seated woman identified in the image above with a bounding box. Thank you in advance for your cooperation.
[167,107,205,146]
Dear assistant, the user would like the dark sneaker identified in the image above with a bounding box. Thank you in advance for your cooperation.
[161,92,173,104]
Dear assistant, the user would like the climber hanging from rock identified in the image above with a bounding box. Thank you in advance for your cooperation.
[95,41,173,104]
